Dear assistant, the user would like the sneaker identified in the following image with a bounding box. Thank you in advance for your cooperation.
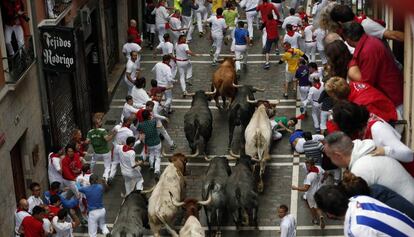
[249,39,253,46]
[186,81,192,86]
[263,62,270,69]
[212,60,217,66]
[312,218,319,225]
[275,49,280,55]
[300,107,305,114]
[154,172,160,182]
[315,128,321,134]
[296,114,305,120]
[168,110,174,114]
[199,32,204,37]
[150,166,154,172]
[210,47,215,56]
[283,93,288,98]
[106,178,113,185]
[170,144,177,151]
[319,216,326,229]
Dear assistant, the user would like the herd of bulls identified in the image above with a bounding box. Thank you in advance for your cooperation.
[111,58,279,237]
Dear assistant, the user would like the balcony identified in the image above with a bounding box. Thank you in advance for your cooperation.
[38,0,72,26]
[4,36,35,84]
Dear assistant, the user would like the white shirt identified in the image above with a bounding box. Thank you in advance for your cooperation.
[303,25,314,42]
[283,32,302,49]
[115,144,141,176]
[361,17,386,40]
[15,210,30,235]
[207,15,227,37]
[304,165,325,198]
[156,41,174,55]
[154,5,170,25]
[131,87,150,108]
[121,102,139,121]
[239,0,259,11]
[280,214,296,237]
[195,0,206,11]
[122,42,142,60]
[152,100,168,127]
[52,216,73,237]
[124,59,140,88]
[350,140,414,204]
[344,195,414,237]
[282,15,302,29]
[309,68,323,82]
[152,62,174,87]
[305,82,324,106]
[76,173,91,187]
[28,196,44,214]
[175,43,191,60]
[48,153,63,184]
[313,28,326,50]
[169,16,182,32]
[112,125,134,145]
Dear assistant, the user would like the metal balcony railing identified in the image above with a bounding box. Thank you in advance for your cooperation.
[46,0,72,19]
[5,36,35,83]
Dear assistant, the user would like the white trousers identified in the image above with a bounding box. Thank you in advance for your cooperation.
[212,34,223,61]
[91,152,112,180]
[262,28,267,48]
[311,102,321,129]
[122,170,144,196]
[182,15,195,41]
[320,110,330,130]
[245,11,258,39]
[234,45,247,71]
[305,42,317,62]
[5,24,24,56]
[148,143,162,173]
[88,208,110,237]
[109,148,119,180]
[275,3,284,21]
[299,86,310,109]
[146,23,156,33]
[158,126,173,146]
[164,89,173,112]
[177,60,192,92]
[170,59,177,78]
[157,24,166,43]
[317,49,327,64]
[196,7,208,33]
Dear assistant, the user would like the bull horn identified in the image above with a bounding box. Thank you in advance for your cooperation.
[229,149,240,159]
[186,148,199,158]
[232,82,243,88]
[251,157,261,162]
[185,91,196,96]
[204,156,213,162]
[162,147,175,157]
[268,99,280,105]
[253,86,265,92]
[169,191,185,207]
[246,96,258,104]
[141,185,156,194]
[204,87,217,96]
[197,193,213,206]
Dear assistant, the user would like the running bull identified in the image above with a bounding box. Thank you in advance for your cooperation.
[211,57,238,109]
[225,155,259,229]
[111,190,149,237]
[146,153,188,237]
[202,156,233,236]
[228,84,265,153]
[184,89,216,155]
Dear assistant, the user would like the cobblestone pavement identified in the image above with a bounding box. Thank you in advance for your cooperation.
[73,12,343,237]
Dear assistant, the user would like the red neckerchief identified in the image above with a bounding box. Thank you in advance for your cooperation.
[172,13,181,20]
[50,153,60,159]
[354,13,367,24]
[49,190,58,196]
[122,123,131,128]
[313,82,321,89]
[163,61,172,68]
[123,145,134,152]
[287,30,295,37]
[157,2,165,8]
[308,166,319,173]
[216,15,224,19]
[16,208,24,213]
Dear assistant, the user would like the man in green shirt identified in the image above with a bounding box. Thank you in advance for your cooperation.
[270,116,298,141]
[222,3,238,47]
[86,114,116,182]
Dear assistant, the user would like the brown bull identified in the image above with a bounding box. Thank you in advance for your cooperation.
[211,57,237,109]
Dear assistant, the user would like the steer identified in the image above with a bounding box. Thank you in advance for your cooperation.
[202,156,232,236]
[211,57,237,109]
[146,153,188,237]
[228,85,265,153]
[184,89,216,155]
[245,104,272,193]
[111,190,149,237]
[167,193,213,237]
[225,155,258,229]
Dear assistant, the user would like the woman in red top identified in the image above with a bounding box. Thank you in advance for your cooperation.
[61,143,83,195]
[127,19,142,45]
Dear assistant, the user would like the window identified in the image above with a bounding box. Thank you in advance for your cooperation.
[0,0,35,83]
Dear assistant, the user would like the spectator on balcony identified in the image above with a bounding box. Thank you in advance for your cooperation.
[45,0,56,18]
[1,0,29,56]
[127,19,142,45]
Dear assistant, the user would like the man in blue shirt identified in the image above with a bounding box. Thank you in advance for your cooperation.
[234,21,249,73]
[78,174,109,237]
[43,181,79,209]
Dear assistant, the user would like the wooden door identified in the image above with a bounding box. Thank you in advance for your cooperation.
[10,141,26,203]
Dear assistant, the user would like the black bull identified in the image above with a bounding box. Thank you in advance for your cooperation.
[184,90,214,154]
[111,190,149,237]
[228,85,263,150]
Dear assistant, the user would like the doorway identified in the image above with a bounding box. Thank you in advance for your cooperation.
[10,137,26,203]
